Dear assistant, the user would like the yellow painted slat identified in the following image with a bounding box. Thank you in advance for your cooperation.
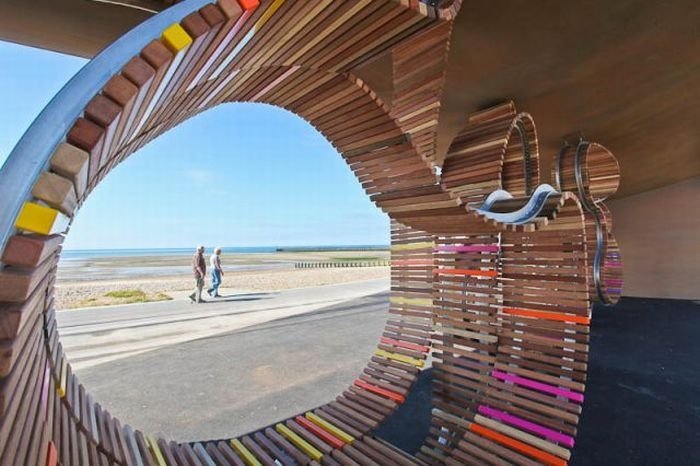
[57,359,67,398]
[252,0,286,31]
[15,201,68,235]
[390,297,433,307]
[147,436,167,466]
[390,241,434,251]
[375,349,424,368]
[161,23,193,53]
[275,423,323,462]
[230,438,262,466]
[305,412,354,444]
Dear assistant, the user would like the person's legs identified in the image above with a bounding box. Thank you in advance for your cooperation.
[189,278,197,302]
[212,270,221,296]
[195,276,204,303]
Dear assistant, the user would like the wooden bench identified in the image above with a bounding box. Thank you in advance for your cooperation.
[0,1,623,464]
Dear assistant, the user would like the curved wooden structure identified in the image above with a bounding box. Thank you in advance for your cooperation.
[0,1,624,464]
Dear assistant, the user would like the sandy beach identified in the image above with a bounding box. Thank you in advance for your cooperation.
[56,249,390,309]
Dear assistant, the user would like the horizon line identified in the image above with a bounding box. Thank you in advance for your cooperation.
[62,244,390,252]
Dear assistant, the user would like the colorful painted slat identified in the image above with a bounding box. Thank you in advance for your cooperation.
[304,412,355,444]
[14,203,69,236]
[491,370,584,403]
[502,307,591,325]
[295,415,346,449]
[374,349,425,368]
[275,423,323,462]
[432,268,498,278]
[478,405,575,448]
[469,422,567,466]
[353,379,406,404]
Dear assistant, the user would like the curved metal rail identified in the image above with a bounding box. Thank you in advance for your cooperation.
[574,141,609,303]
[0,0,211,255]
[553,140,615,304]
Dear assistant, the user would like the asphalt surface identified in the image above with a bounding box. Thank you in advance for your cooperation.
[571,297,700,465]
[73,292,390,442]
[58,279,388,369]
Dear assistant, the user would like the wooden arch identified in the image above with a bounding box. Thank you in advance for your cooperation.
[0,1,623,465]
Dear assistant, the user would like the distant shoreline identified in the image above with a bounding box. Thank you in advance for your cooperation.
[54,246,390,308]
[57,248,391,285]
[60,245,389,260]
[275,245,388,252]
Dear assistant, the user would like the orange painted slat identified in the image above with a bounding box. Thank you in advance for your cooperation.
[380,336,429,354]
[503,307,590,325]
[46,442,58,466]
[353,379,405,404]
[295,415,345,449]
[238,0,260,10]
[469,423,567,466]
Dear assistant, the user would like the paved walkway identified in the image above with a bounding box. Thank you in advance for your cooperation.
[58,278,389,370]
[74,291,390,442]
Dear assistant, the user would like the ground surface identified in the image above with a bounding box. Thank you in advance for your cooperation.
[55,266,389,308]
[59,279,388,370]
[573,298,700,465]
[73,291,389,441]
[68,295,700,464]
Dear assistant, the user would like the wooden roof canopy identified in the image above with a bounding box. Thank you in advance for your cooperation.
[1,0,698,198]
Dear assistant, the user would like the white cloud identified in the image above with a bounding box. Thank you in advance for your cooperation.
[184,168,216,186]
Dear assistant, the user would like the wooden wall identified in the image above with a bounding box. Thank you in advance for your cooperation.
[607,176,700,300]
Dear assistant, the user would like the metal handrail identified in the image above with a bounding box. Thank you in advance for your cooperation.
[0,0,210,255]
[574,141,609,304]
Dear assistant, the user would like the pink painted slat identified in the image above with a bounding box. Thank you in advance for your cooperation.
[435,244,500,253]
[478,405,575,448]
[492,370,584,403]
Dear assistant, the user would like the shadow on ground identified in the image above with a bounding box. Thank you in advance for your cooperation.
[373,297,700,465]
[374,368,433,453]
[194,292,276,304]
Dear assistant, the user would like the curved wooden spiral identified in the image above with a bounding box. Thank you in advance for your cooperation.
[0,1,622,465]
[441,102,540,205]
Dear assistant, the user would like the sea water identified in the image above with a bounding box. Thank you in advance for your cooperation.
[57,245,388,282]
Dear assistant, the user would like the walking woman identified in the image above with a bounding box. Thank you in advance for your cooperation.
[207,247,224,297]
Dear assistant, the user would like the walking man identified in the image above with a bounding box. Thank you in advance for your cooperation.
[207,247,224,298]
[189,245,206,303]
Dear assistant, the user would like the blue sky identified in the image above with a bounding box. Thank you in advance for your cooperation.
[0,41,389,249]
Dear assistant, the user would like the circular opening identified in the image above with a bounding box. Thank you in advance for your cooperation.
[55,103,393,440]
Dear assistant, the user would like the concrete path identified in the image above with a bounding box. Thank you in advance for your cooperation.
[58,278,389,370]
[74,292,390,442]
